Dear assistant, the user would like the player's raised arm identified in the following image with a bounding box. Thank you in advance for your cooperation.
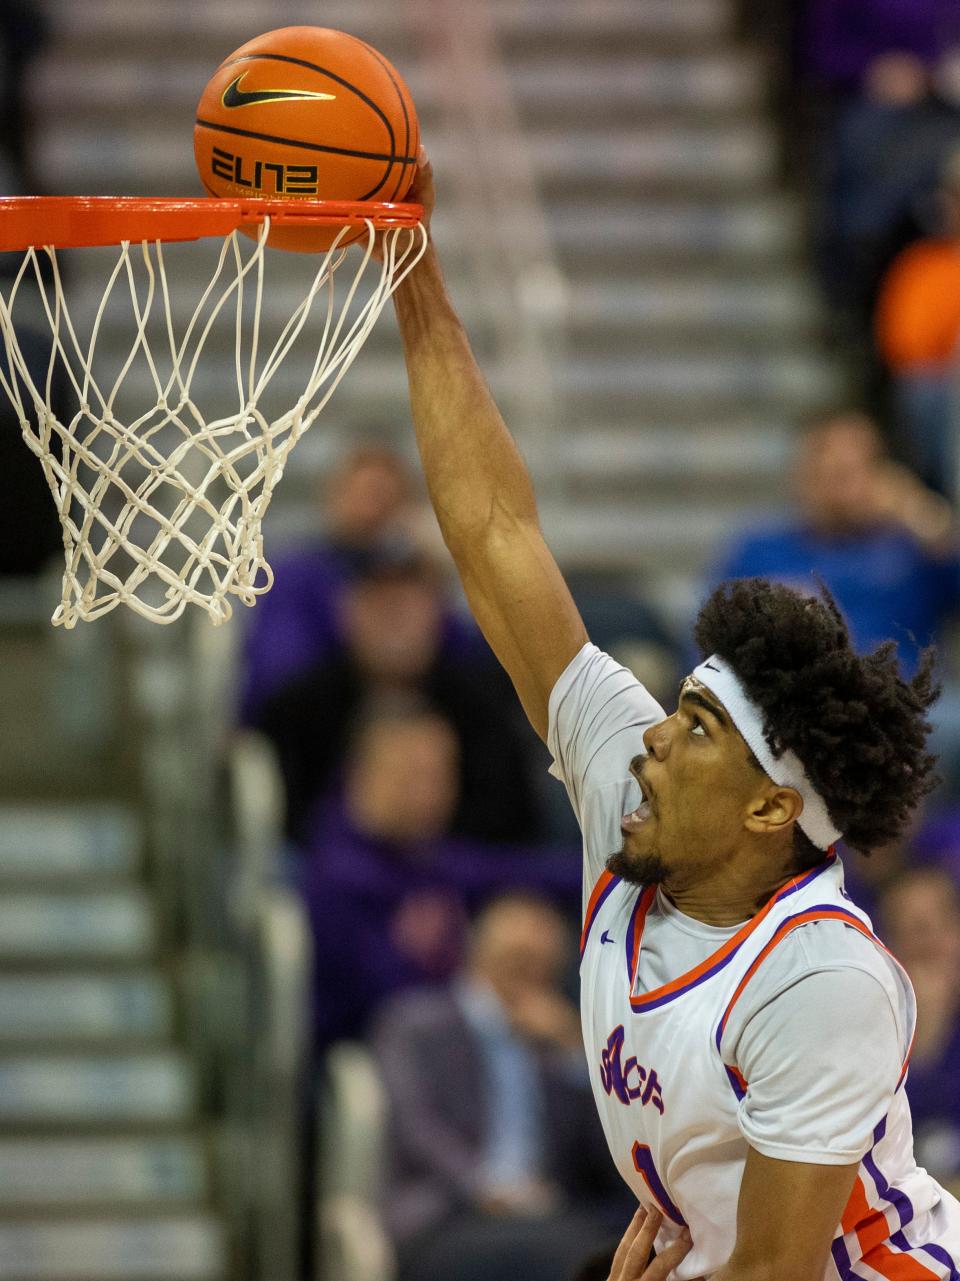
[392,154,587,741]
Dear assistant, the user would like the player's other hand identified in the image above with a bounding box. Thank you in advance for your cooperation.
[607,1208,696,1281]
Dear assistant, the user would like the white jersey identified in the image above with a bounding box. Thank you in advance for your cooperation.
[549,643,960,1281]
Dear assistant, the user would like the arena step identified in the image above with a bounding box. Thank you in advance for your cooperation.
[0,891,156,963]
[539,501,770,572]
[48,0,418,59]
[0,805,141,884]
[559,352,842,416]
[535,423,793,484]
[570,275,821,337]
[0,1214,226,1280]
[0,973,173,1046]
[496,0,734,51]
[0,1051,198,1128]
[531,125,779,193]
[509,52,764,120]
[0,1136,209,1210]
[550,198,802,268]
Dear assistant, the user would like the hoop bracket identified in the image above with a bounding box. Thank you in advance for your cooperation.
[0,196,425,251]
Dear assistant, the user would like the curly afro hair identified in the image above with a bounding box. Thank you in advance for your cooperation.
[694,578,939,866]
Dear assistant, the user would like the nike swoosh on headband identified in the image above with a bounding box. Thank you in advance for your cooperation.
[221,73,337,109]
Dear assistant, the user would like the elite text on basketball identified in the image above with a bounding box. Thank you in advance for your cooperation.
[211,146,320,195]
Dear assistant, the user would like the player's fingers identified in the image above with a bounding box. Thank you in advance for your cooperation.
[625,1228,693,1281]
[607,1206,653,1278]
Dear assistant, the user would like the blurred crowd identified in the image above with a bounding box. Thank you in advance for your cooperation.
[764,0,960,497]
[2,2,960,1279]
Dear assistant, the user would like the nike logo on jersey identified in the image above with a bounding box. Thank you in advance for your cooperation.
[600,1025,665,1114]
[221,74,337,109]
[600,929,615,945]
[703,661,719,672]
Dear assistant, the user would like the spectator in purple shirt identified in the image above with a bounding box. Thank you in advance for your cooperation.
[253,541,541,846]
[297,702,578,1051]
[878,865,960,1195]
[800,0,960,96]
[240,443,417,718]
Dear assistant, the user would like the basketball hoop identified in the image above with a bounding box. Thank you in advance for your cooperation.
[0,196,427,627]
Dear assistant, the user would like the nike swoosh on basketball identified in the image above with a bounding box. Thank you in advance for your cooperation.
[221,73,337,109]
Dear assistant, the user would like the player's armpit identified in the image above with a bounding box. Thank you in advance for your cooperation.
[715,1145,860,1281]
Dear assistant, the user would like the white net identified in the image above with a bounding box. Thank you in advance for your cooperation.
[0,218,427,626]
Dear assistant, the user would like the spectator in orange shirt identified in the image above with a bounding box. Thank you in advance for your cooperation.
[876,148,960,496]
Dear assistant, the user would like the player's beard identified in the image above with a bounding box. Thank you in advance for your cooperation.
[605,846,672,886]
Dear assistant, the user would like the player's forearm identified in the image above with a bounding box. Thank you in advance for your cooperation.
[392,244,540,550]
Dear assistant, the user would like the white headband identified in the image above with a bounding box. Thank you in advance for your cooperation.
[691,655,842,850]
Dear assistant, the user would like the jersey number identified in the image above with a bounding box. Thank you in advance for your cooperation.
[631,1142,687,1227]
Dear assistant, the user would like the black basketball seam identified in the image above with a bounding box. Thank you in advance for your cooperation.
[219,51,398,199]
[350,35,413,201]
[195,118,416,165]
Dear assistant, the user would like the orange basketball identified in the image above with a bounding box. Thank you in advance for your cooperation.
[194,26,419,252]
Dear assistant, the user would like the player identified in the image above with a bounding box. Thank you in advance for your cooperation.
[391,151,960,1281]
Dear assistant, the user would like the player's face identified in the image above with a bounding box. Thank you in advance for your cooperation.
[608,677,768,890]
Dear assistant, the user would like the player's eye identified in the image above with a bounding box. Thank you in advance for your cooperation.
[690,719,707,737]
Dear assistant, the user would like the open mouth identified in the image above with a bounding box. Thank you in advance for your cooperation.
[621,800,653,832]
[622,771,655,832]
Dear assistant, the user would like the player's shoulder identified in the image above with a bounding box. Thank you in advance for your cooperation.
[549,642,664,730]
[749,914,905,1007]
[722,915,911,1056]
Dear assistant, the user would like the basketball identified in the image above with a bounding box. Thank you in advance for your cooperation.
[194,26,419,252]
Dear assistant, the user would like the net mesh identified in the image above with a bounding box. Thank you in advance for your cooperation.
[0,218,427,626]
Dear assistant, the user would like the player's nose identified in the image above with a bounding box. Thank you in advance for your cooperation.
[643,719,670,761]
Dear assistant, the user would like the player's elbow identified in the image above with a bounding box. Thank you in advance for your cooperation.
[440,492,540,562]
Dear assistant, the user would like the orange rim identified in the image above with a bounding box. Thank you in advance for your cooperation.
[0,196,424,251]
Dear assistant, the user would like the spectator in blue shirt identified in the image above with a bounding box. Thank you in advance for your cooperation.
[708,409,960,787]
[710,410,959,673]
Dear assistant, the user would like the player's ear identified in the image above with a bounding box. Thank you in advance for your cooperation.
[743,785,802,837]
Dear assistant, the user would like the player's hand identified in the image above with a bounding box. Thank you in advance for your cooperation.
[405,146,435,230]
[371,147,434,262]
[607,1208,694,1281]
